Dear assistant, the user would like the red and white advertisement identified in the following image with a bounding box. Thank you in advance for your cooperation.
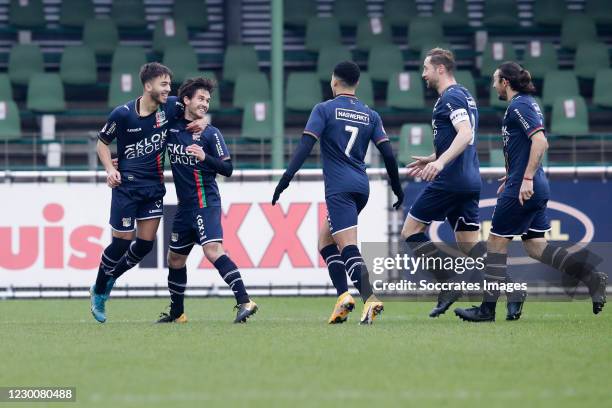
[0,181,388,287]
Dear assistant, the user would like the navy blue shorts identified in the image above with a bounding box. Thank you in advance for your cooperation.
[168,206,223,253]
[408,186,480,231]
[326,192,369,235]
[490,196,551,238]
[109,184,165,232]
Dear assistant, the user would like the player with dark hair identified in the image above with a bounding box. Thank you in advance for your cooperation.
[454,62,607,322]
[400,48,487,318]
[156,77,258,324]
[90,63,205,323]
[272,61,404,324]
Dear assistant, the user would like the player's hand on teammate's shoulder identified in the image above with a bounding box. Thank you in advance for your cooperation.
[106,167,121,188]
[497,175,507,195]
[518,178,534,206]
[421,160,444,182]
[186,144,205,161]
[186,117,208,133]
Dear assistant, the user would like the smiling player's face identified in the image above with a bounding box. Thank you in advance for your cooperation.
[147,74,171,104]
[185,88,210,119]
[422,57,439,90]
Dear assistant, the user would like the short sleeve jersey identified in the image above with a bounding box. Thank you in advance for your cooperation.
[98,96,183,187]
[501,94,549,199]
[431,84,481,192]
[303,94,389,197]
[167,121,230,209]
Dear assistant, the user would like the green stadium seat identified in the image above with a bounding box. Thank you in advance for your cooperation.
[284,0,317,28]
[60,46,97,86]
[593,69,612,108]
[305,17,342,53]
[355,18,393,52]
[111,46,148,76]
[59,0,94,28]
[162,46,199,84]
[183,71,221,112]
[483,0,518,28]
[408,18,444,52]
[222,45,260,83]
[27,74,66,113]
[585,0,612,26]
[542,71,580,107]
[83,19,120,57]
[316,45,352,81]
[153,19,189,54]
[455,71,477,98]
[550,96,589,136]
[433,0,468,28]
[0,100,22,141]
[108,72,141,108]
[0,75,13,100]
[574,42,610,80]
[522,41,558,80]
[285,72,322,111]
[233,72,271,109]
[560,14,598,50]
[533,0,568,26]
[384,0,417,29]
[241,101,273,141]
[111,0,147,30]
[419,42,452,62]
[398,123,433,164]
[333,0,368,28]
[387,72,425,109]
[8,44,44,86]
[489,148,505,167]
[173,0,209,30]
[9,0,45,29]
[481,42,517,76]
[488,85,508,109]
[356,72,375,107]
[368,45,404,82]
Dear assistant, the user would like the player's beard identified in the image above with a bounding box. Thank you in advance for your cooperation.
[150,89,167,105]
[426,77,437,91]
[497,88,507,101]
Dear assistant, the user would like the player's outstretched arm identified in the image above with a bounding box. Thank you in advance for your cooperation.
[421,121,472,181]
[519,130,548,205]
[375,140,404,209]
[271,134,317,205]
[97,139,121,188]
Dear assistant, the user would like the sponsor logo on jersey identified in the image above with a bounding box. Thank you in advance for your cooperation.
[170,128,179,133]
[124,130,167,159]
[335,108,370,125]
[214,133,224,156]
[167,142,200,166]
[197,214,206,240]
[513,108,531,130]
[127,127,142,133]
[101,121,117,136]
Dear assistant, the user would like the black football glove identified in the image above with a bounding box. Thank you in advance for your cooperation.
[272,174,292,205]
[392,187,404,210]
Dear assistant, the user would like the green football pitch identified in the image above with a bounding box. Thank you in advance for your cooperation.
[1,298,610,407]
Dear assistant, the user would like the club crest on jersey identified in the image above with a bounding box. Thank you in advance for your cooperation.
[193,131,202,141]
[155,109,167,128]
[122,217,132,227]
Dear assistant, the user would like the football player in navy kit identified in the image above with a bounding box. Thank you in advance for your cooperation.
[272,61,404,325]
[455,62,606,322]
[400,48,486,318]
[90,63,204,323]
[157,77,257,324]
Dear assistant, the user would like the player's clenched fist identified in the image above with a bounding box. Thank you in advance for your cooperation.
[106,168,121,188]
[186,144,206,161]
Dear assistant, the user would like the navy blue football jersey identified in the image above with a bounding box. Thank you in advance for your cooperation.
[430,84,481,192]
[167,120,230,209]
[99,96,183,187]
[501,94,549,199]
[303,94,389,197]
